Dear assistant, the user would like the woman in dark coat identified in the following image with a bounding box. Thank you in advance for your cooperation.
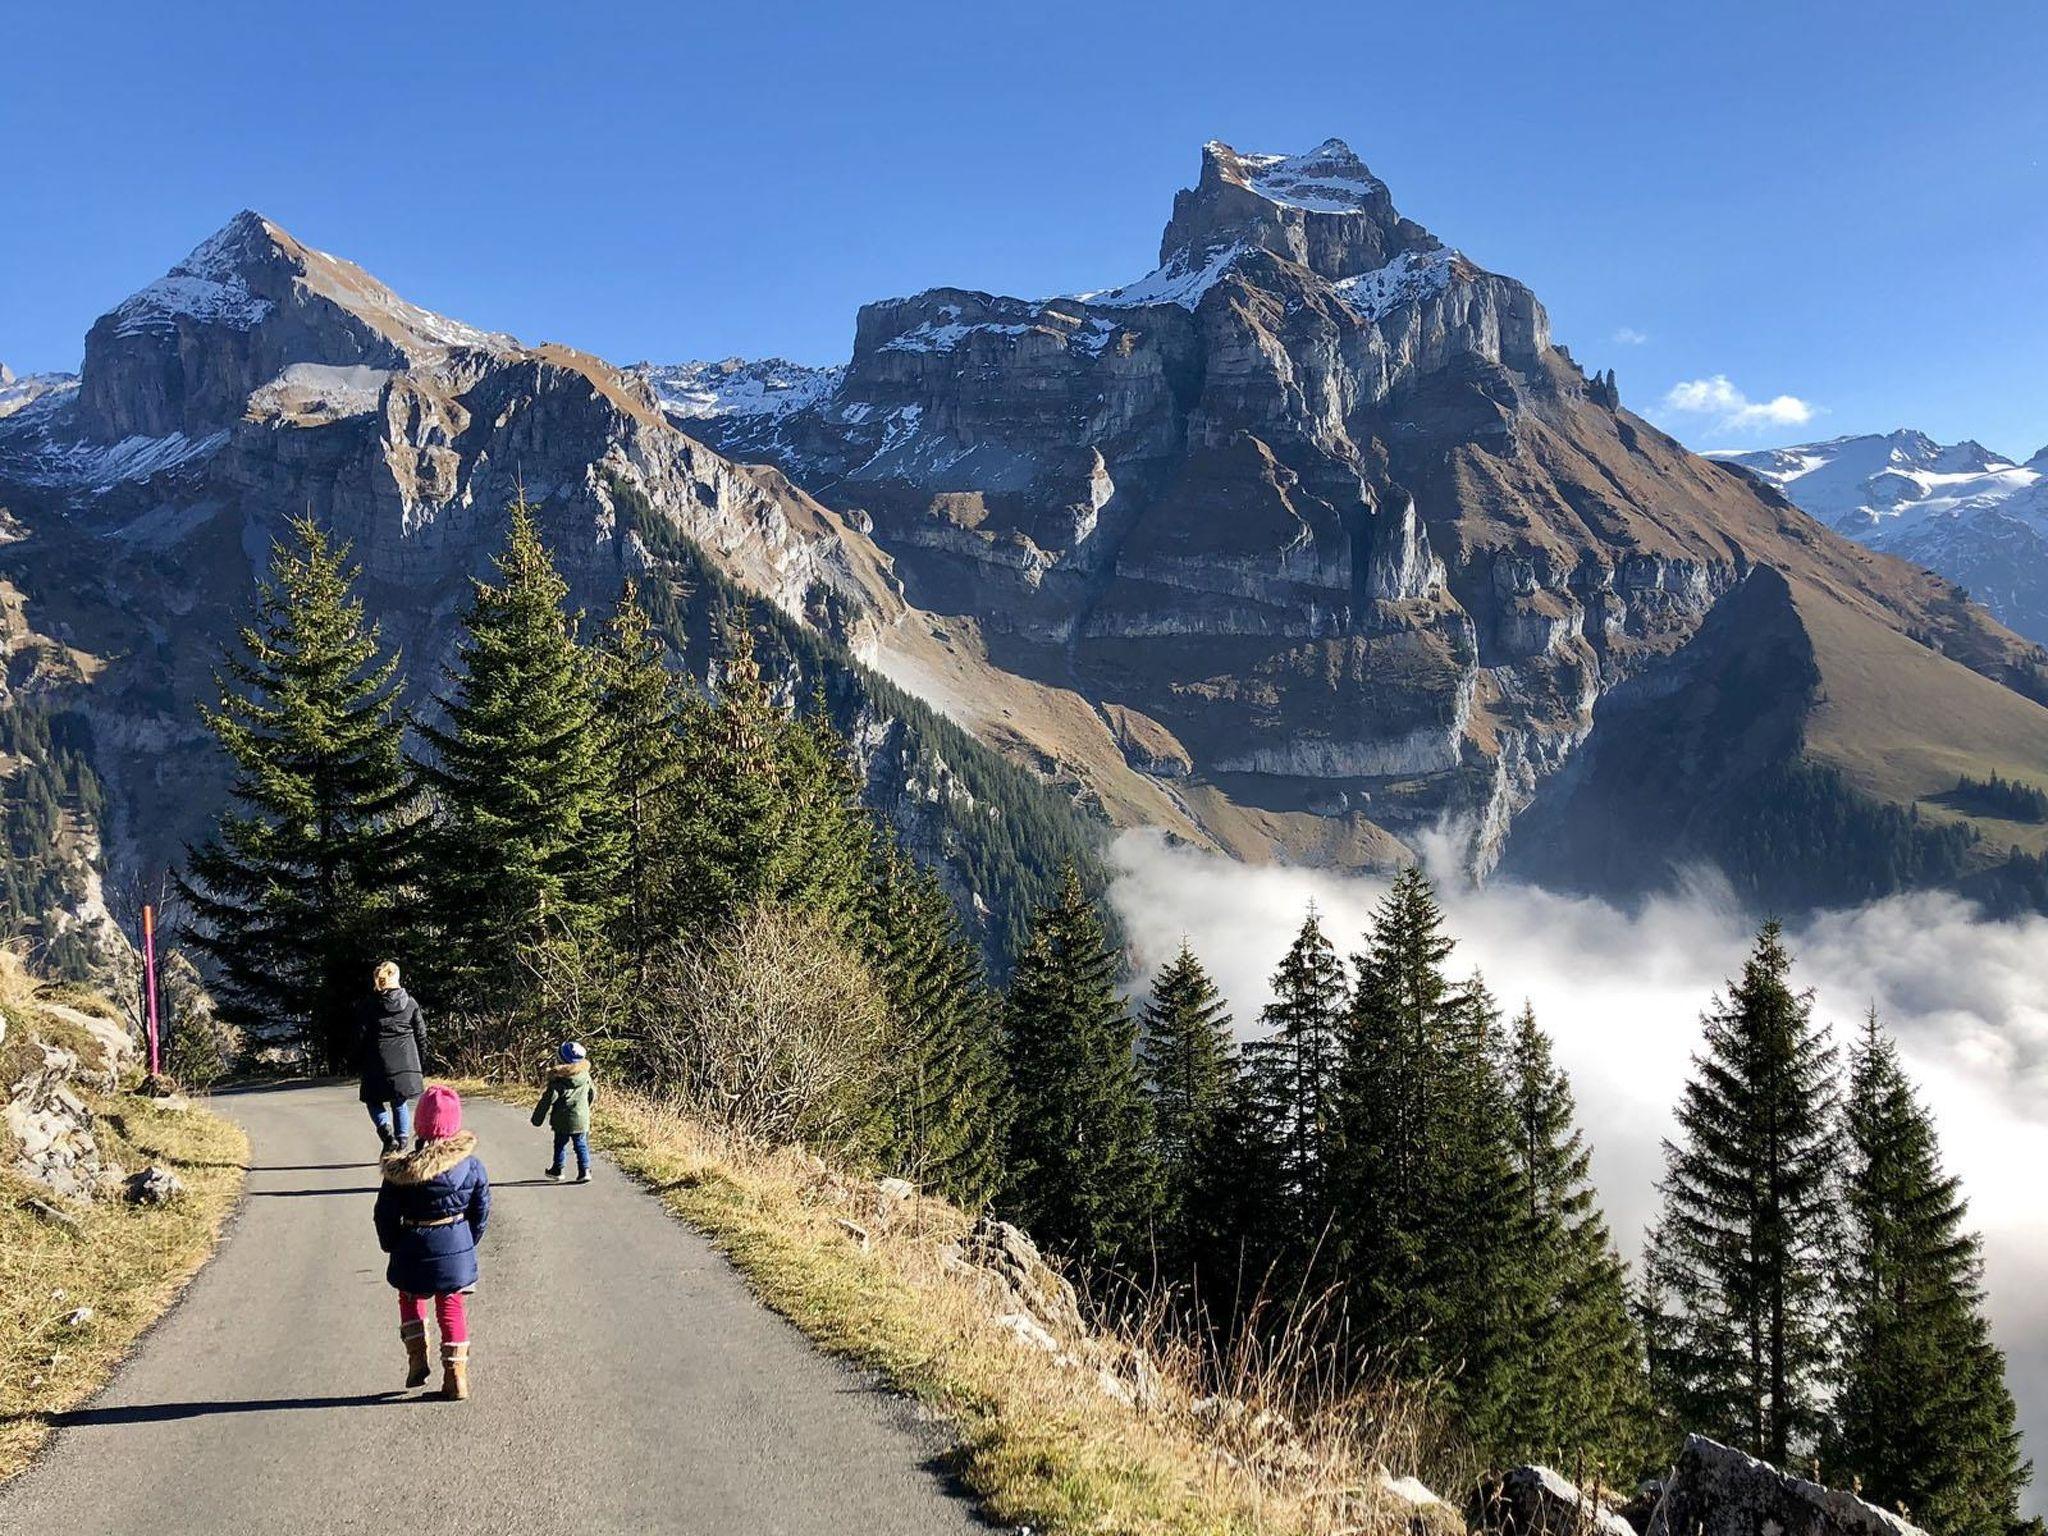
[374,1084,488,1400]
[358,959,427,1152]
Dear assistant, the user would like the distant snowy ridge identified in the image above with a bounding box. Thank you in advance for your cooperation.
[1719,429,2048,641]
[1716,431,2047,539]
[632,357,843,421]
[0,366,78,421]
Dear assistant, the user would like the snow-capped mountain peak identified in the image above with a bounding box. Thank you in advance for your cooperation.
[1219,137,1390,213]
[1719,429,2048,640]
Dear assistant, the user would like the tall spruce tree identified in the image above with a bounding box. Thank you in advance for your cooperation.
[1336,866,1461,1329]
[1244,906,1348,1236]
[668,621,870,942]
[866,843,1007,1208]
[593,581,687,986]
[1416,973,1533,1455]
[415,499,624,1015]
[1137,941,1235,1272]
[1831,1010,2032,1536]
[1646,921,1839,1464]
[1001,866,1159,1271]
[181,518,419,1069]
[1333,875,1539,1458]
[1502,1000,1656,1474]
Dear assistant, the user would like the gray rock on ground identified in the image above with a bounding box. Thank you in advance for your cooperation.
[123,1165,186,1206]
[1474,1465,1635,1536]
[1647,1436,1929,1536]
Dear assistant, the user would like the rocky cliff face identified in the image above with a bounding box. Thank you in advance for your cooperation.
[671,139,2048,890]
[0,215,1016,907]
[9,154,2048,918]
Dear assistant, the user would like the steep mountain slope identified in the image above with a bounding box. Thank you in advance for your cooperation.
[667,139,2048,904]
[1716,431,2048,642]
[0,214,1149,963]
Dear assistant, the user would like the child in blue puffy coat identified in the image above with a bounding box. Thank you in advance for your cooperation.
[373,1084,489,1400]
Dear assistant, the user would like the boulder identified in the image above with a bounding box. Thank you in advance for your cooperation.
[123,1165,185,1206]
[1647,1437,1929,1536]
[959,1214,1086,1345]
[1474,1465,1635,1536]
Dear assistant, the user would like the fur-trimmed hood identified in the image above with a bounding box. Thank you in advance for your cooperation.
[381,1130,478,1185]
[548,1061,590,1081]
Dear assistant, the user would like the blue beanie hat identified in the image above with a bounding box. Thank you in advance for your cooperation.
[559,1040,588,1063]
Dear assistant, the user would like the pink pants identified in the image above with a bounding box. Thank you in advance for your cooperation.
[397,1291,469,1344]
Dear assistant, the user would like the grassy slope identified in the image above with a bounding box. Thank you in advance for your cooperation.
[466,1080,1450,1536]
[0,1090,247,1483]
[1795,579,2048,858]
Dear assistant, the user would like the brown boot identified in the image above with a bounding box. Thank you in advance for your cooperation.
[440,1340,470,1401]
[401,1321,431,1389]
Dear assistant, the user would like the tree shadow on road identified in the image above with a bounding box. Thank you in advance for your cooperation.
[9,1392,413,1428]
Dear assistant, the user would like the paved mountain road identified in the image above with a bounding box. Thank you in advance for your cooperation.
[1,1082,984,1535]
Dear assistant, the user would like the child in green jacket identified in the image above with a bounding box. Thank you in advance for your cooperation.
[532,1041,597,1184]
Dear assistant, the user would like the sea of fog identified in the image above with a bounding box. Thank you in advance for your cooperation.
[1108,831,2048,1510]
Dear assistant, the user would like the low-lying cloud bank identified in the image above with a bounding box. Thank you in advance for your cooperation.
[1109,831,2047,1502]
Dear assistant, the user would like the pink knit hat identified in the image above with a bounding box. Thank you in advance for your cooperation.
[414,1085,462,1140]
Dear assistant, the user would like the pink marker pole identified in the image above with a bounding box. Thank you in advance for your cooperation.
[142,903,161,1079]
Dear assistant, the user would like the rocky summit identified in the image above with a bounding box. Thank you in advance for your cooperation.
[666,139,2048,905]
[8,146,2048,926]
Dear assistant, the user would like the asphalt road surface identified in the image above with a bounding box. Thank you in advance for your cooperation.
[1,1081,984,1534]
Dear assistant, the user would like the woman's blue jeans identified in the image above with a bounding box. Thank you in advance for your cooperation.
[368,1097,412,1144]
[549,1131,590,1176]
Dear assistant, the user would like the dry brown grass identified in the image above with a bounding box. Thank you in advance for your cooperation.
[466,1078,1460,1536]
[0,1085,247,1483]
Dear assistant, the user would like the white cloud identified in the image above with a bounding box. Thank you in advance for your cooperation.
[1611,326,1650,346]
[1107,831,2048,1503]
[1659,373,1816,433]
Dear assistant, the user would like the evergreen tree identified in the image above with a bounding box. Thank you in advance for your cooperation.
[1137,941,1235,1271]
[1333,874,1537,1459]
[1335,866,1461,1332]
[668,621,870,942]
[1416,973,1533,1455]
[1244,905,1348,1235]
[415,499,624,1015]
[593,580,687,986]
[1503,1000,1656,1474]
[1646,921,1839,1464]
[181,518,419,1068]
[1001,866,1159,1271]
[1831,1010,2032,1536]
[1184,1061,1294,1314]
[866,843,1007,1208]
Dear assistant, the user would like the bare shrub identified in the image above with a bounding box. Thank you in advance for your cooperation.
[641,903,886,1148]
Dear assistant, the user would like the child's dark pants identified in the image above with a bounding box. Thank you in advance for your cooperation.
[549,1131,590,1177]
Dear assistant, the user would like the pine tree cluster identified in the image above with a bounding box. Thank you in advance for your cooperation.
[180,503,1005,1203]
[180,502,2034,1524]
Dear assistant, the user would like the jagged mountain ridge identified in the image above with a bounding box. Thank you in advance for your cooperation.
[1715,431,2048,643]
[0,213,1168,963]
[660,138,2048,905]
[8,153,2048,922]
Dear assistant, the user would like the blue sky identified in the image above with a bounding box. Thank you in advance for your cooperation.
[4,0,2045,456]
